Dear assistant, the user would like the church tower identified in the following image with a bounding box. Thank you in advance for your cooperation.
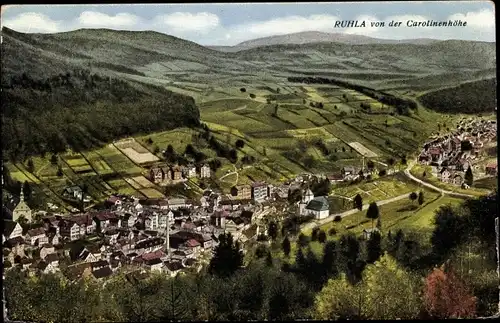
[164,212,170,258]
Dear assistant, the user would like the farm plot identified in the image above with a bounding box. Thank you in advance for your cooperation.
[199,98,261,113]
[137,128,199,153]
[285,127,334,140]
[114,139,160,165]
[348,142,378,158]
[131,176,156,188]
[277,110,316,129]
[140,188,165,199]
[82,151,114,176]
[107,178,142,196]
[96,145,143,175]
[63,154,95,175]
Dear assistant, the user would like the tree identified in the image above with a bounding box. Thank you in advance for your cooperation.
[50,154,58,165]
[387,157,395,169]
[22,181,32,201]
[311,228,319,241]
[209,232,244,277]
[362,253,422,320]
[431,205,465,259]
[366,202,380,230]
[365,230,382,263]
[57,167,63,177]
[321,240,338,279]
[166,144,175,155]
[367,160,375,171]
[401,155,407,166]
[423,263,476,319]
[240,88,246,92]
[267,221,278,241]
[153,146,160,155]
[409,192,418,204]
[418,191,424,205]
[27,159,34,173]
[265,251,274,267]
[235,139,245,149]
[297,233,309,248]
[338,233,363,284]
[318,230,327,243]
[464,166,473,186]
[354,194,363,211]
[375,217,382,231]
[282,236,291,257]
[146,138,153,145]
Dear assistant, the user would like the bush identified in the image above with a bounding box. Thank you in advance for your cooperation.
[334,215,342,222]
[328,228,337,236]
[249,93,256,99]
[240,88,246,92]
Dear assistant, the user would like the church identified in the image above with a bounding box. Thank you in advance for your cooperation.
[4,191,32,223]
[298,188,330,220]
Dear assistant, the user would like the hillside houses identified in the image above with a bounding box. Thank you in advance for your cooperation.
[418,117,497,185]
[148,163,211,185]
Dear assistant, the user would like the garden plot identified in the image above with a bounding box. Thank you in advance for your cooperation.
[114,139,160,165]
[348,142,378,158]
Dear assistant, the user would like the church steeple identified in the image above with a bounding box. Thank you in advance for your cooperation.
[20,189,25,202]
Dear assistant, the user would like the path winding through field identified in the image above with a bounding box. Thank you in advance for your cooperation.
[301,159,487,232]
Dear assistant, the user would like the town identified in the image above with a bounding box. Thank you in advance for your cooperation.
[3,115,498,282]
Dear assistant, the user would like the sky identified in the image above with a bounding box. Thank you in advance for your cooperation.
[1,2,496,46]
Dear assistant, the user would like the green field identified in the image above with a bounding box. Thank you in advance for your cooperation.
[278,191,464,264]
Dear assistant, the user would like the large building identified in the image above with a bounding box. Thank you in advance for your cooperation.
[251,182,268,202]
[12,191,32,223]
[299,189,330,220]
[230,185,252,200]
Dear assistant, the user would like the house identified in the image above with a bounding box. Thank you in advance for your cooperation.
[164,261,184,277]
[11,191,32,223]
[362,228,380,240]
[199,164,211,178]
[183,164,197,178]
[439,168,452,183]
[149,167,164,184]
[303,196,330,220]
[298,189,315,216]
[418,153,431,165]
[162,166,173,181]
[92,211,119,231]
[251,182,268,202]
[106,195,122,207]
[341,166,356,179]
[230,185,252,200]
[40,244,55,260]
[327,174,344,183]
[63,186,92,203]
[168,198,189,210]
[64,263,93,281]
[25,227,48,246]
[452,174,464,186]
[185,239,201,254]
[172,165,183,180]
[428,147,444,164]
[78,247,101,263]
[90,260,110,272]
[145,258,164,272]
[485,163,498,176]
[91,267,113,280]
[4,220,23,240]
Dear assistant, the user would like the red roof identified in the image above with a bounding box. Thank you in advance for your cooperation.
[93,211,118,221]
[328,174,343,180]
[428,147,443,155]
[186,239,200,248]
[141,250,165,261]
[486,163,497,169]
[107,196,120,203]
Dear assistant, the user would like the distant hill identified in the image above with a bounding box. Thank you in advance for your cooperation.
[209,31,441,52]
[417,78,497,114]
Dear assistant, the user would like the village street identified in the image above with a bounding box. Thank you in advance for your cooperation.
[300,159,484,233]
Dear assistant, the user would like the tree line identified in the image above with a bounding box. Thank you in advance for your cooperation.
[2,70,200,162]
[4,192,498,321]
[287,76,417,115]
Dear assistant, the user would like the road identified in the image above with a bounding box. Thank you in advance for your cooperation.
[403,160,479,199]
[301,193,411,232]
[219,164,238,185]
[301,159,484,232]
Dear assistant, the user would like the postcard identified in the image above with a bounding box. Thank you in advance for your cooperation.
[1,1,498,321]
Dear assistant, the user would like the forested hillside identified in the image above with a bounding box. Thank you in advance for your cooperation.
[418,78,497,114]
[1,70,200,161]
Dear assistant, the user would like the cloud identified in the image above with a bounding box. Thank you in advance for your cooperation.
[344,15,380,35]
[77,11,141,28]
[232,14,340,38]
[2,12,62,33]
[448,8,495,28]
[152,12,220,34]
